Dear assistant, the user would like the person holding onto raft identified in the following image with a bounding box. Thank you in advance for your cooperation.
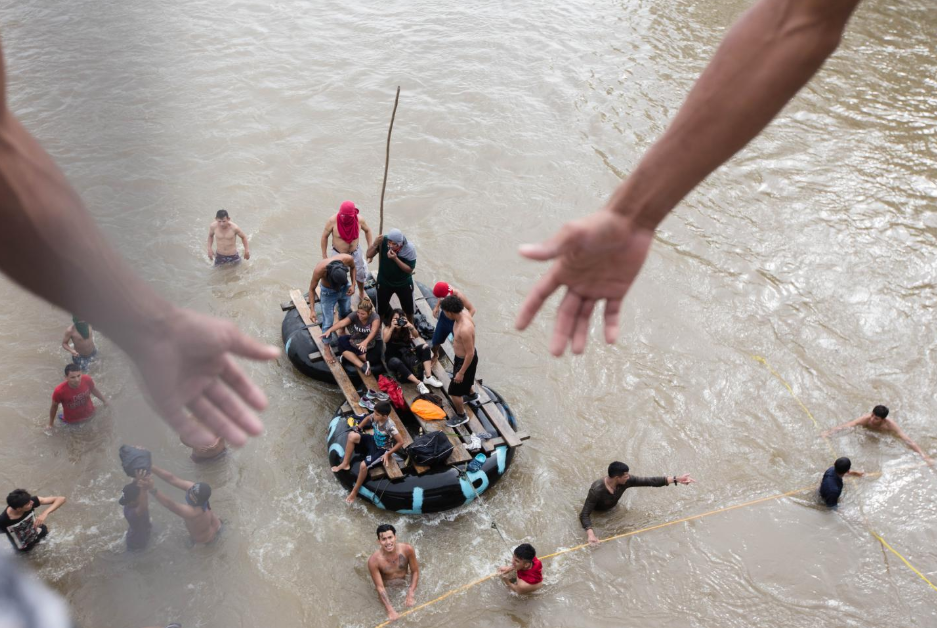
[331,400,404,504]
[515,0,864,356]
[321,200,373,296]
[367,228,416,321]
[368,523,420,621]
[309,253,357,344]
[439,295,476,428]
[119,470,152,551]
[321,298,381,375]
[822,405,933,465]
[383,307,443,394]
[146,465,222,544]
[62,316,97,371]
[430,281,476,369]
[581,461,696,545]
[1,489,66,552]
[498,543,544,594]
[207,209,250,266]
[49,363,108,429]
[819,457,864,507]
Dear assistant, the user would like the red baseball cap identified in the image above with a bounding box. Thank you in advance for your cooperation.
[433,282,452,298]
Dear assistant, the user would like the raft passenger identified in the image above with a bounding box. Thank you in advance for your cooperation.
[367,228,416,321]
[308,253,357,347]
[321,201,373,295]
[368,523,420,622]
[382,307,443,394]
[440,295,476,427]
[498,543,543,594]
[331,401,404,504]
[321,298,381,375]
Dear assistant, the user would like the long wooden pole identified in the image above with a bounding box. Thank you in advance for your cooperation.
[379,86,401,235]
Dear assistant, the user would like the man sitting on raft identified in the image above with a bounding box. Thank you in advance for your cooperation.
[321,200,373,296]
[331,400,404,504]
[580,461,696,545]
[368,523,420,622]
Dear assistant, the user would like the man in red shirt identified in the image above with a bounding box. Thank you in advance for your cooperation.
[498,543,543,594]
[49,364,107,428]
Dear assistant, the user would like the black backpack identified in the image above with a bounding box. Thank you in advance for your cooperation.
[406,431,453,466]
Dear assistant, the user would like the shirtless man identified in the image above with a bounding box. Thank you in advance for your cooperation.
[367,524,419,622]
[207,209,250,266]
[146,465,222,544]
[439,295,476,428]
[61,316,97,371]
[822,405,933,465]
[309,254,358,362]
[321,201,373,294]
[430,281,476,368]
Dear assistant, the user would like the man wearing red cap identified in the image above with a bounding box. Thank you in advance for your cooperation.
[321,201,373,298]
[430,281,476,369]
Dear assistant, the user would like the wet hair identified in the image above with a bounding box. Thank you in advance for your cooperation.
[440,295,464,314]
[119,483,140,506]
[376,523,396,538]
[374,400,392,416]
[357,298,374,314]
[6,489,32,509]
[514,543,536,561]
[64,364,82,376]
[382,307,407,326]
[834,457,852,475]
[216,209,229,220]
[608,461,630,477]
[872,405,889,419]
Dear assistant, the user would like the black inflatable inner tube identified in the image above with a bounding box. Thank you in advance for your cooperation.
[326,385,519,514]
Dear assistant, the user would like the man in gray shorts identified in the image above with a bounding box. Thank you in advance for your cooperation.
[321,200,373,296]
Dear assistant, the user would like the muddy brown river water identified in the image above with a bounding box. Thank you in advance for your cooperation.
[0,0,935,626]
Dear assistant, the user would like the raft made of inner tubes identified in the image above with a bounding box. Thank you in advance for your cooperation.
[281,280,438,384]
[326,385,519,514]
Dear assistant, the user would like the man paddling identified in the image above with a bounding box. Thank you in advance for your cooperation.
[367,524,420,622]
[580,461,696,545]
[321,200,373,296]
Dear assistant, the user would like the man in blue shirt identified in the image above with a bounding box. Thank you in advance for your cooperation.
[819,457,864,507]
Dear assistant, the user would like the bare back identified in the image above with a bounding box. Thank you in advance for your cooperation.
[182,506,222,544]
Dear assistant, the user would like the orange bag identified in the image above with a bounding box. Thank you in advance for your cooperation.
[410,399,447,421]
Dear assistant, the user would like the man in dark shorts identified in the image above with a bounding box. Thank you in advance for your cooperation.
[61,315,98,371]
[330,401,404,503]
[580,461,696,544]
[819,457,864,507]
[1,489,67,552]
[207,209,250,266]
[439,295,476,428]
[430,281,476,368]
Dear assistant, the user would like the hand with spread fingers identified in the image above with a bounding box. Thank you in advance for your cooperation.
[516,209,654,356]
[125,307,279,448]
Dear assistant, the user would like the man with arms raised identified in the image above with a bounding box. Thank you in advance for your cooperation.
[61,315,97,371]
[439,295,476,428]
[207,209,250,266]
[1,489,66,552]
[49,363,107,428]
[822,405,932,465]
[580,461,696,545]
[368,523,420,622]
[145,465,222,544]
[321,200,373,295]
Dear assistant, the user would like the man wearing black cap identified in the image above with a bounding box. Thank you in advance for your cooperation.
[580,461,695,545]
[148,465,221,544]
[309,253,359,345]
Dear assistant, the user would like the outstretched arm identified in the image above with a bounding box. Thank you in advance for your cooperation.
[821,415,866,438]
[150,488,191,518]
[34,495,66,527]
[368,558,398,620]
[894,426,933,464]
[516,0,863,356]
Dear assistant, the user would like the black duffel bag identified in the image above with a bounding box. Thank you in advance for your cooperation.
[406,431,453,466]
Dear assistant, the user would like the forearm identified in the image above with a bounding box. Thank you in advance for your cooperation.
[43,497,66,516]
[613,0,860,230]
[408,569,419,595]
[49,404,58,425]
[393,257,413,274]
[206,237,214,255]
[320,232,329,258]
[579,497,596,529]
[62,340,77,355]
[376,587,395,614]
[0,113,173,357]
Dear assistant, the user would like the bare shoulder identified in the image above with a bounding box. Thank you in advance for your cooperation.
[208,220,218,232]
[360,217,371,228]
[324,215,336,229]
[230,221,243,231]
[400,542,416,557]
[367,550,383,568]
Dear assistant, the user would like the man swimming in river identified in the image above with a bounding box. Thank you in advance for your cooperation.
[497,543,544,594]
[207,209,250,265]
[321,200,373,295]
[62,316,97,371]
[146,465,222,544]
[822,405,933,465]
[367,523,420,622]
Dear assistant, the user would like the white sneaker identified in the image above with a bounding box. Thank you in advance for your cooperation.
[424,375,443,388]
[417,382,430,395]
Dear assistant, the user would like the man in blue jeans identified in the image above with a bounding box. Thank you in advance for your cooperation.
[309,253,357,345]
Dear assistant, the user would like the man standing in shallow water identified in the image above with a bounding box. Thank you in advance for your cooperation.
[368,524,419,622]
[146,465,222,544]
[49,363,107,428]
[207,209,250,266]
[62,315,97,371]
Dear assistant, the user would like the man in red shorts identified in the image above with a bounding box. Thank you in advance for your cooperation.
[48,364,108,428]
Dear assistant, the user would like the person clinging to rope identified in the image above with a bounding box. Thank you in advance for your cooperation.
[818,457,864,507]
[580,462,696,545]
[822,405,934,466]
[498,543,543,594]
[368,524,420,622]
[515,0,863,355]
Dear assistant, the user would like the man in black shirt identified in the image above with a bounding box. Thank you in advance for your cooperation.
[818,457,864,507]
[1,489,67,552]
[580,461,695,544]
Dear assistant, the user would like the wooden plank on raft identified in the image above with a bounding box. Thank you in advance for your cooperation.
[356,369,431,474]
[411,284,523,449]
[289,289,405,480]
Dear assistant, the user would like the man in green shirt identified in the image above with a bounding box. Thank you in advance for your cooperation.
[368,228,417,321]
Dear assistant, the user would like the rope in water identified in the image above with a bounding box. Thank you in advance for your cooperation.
[369,358,935,628]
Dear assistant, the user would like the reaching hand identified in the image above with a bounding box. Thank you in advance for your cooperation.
[586,529,599,545]
[516,209,654,356]
[123,307,279,448]
[675,473,696,485]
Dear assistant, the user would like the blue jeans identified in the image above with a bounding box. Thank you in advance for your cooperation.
[319,283,352,342]
[432,314,454,347]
